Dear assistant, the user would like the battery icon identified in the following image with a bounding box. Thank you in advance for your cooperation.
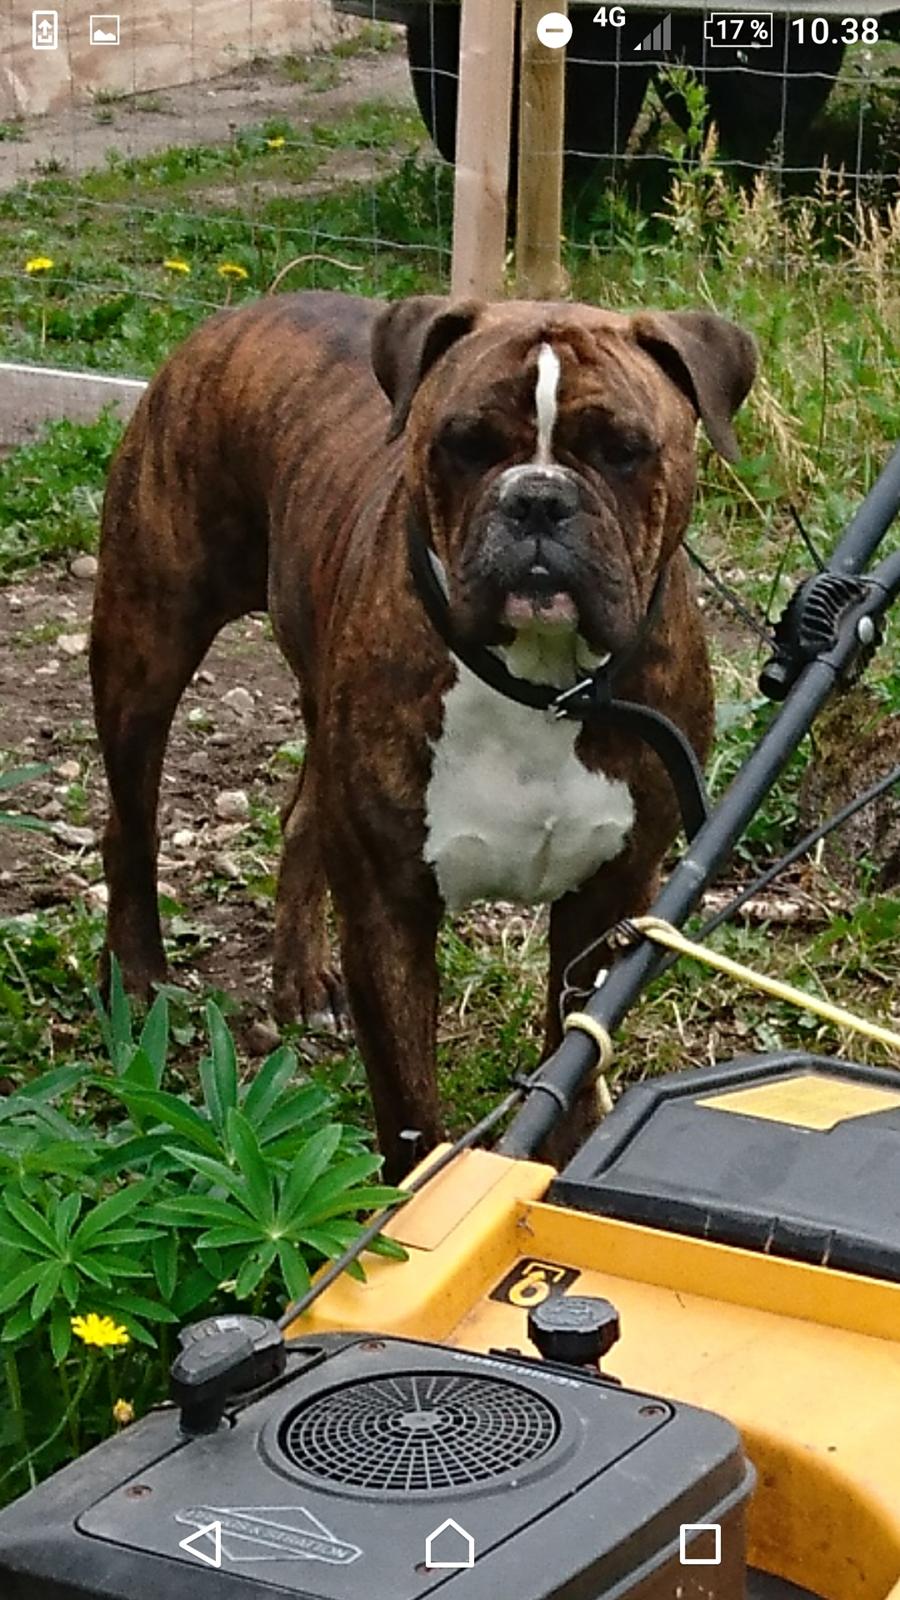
[704,11,774,47]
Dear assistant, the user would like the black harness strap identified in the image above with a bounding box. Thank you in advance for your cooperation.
[407,512,711,842]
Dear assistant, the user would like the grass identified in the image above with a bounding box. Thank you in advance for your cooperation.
[0,62,898,1208]
[0,61,897,1500]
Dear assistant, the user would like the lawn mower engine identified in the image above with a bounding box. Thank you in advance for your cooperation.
[0,1316,754,1599]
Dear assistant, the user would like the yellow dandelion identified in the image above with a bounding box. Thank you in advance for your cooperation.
[25,256,54,274]
[71,1313,130,1348]
[265,136,286,150]
[217,262,249,280]
[112,1398,135,1426]
[162,258,191,275]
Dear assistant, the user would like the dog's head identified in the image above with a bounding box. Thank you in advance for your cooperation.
[371,296,756,659]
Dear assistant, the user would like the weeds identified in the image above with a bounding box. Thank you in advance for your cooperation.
[0,55,898,1506]
[0,966,403,1501]
[0,411,123,575]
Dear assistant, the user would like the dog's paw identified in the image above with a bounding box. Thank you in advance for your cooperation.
[272,966,352,1040]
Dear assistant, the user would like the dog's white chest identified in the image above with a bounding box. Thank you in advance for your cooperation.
[424,664,635,909]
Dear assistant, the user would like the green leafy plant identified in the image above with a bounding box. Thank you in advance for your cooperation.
[0,412,122,575]
[0,764,49,831]
[0,967,405,1503]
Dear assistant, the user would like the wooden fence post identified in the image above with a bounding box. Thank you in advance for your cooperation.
[516,0,567,298]
[451,0,517,300]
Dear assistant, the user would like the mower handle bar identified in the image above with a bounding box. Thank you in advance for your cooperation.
[499,442,900,1158]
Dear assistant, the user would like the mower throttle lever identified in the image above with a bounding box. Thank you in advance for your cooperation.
[170,1314,286,1436]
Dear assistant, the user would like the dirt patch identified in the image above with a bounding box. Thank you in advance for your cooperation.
[0,48,414,191]
[0,563,303,1013]
[0,552,766,1024]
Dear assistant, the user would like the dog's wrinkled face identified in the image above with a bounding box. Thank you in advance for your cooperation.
[372,297,757,659]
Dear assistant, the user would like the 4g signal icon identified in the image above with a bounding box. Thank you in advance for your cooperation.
[592,8,674,51]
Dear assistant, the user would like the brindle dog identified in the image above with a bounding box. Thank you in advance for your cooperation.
[91,292,756,1176]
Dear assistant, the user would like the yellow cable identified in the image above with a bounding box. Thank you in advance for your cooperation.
[562,1012,615,1115]
[563,1012,615,1071]
[631,916,900,1056]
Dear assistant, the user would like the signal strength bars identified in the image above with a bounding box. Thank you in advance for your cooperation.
[634,12,672,50]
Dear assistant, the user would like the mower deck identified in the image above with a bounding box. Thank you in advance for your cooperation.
[293,1134,900,1600]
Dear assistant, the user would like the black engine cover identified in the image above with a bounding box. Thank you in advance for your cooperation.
[0,1333,752,1598]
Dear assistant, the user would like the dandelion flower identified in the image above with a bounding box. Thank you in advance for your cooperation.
[217,262,249,280]
[265,136,286,150]
[71,1313,130,1348]
[162,258,191,275]
[112,1398,135,1426]
[25,256,54,274]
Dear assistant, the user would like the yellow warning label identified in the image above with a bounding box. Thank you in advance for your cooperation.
[697,1073,900,1132]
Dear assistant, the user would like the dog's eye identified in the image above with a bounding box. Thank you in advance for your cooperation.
[573,423,655,478]
[437,418,509,470]
[597,436,649,474]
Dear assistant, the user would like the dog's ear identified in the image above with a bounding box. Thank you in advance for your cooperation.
[631,311,757,462]
[372,296,483,442]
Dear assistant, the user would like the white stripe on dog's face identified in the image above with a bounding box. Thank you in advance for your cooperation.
[533,343,561,465]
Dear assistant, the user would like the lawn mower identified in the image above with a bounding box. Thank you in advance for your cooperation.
[0,446,899,1600]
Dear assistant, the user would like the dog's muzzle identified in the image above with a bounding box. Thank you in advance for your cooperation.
[492,465,585,628]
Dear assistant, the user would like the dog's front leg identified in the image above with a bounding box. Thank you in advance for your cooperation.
[328,863,444,1182]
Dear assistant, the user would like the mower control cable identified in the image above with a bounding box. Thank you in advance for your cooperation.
[278,750,900,1334]
[559,755,900,1011]
[277,1079,529,1334]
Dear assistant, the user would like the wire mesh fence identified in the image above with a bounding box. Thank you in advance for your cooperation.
[401,2,900,189]
[0,0,897,382]
[0,2,453,374]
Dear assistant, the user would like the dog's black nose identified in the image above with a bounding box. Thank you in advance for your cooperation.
[499,470,579,528]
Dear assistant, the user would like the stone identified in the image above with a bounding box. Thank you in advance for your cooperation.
[214,788,250,822]
[247,1019,281,1056]
[171,828,196,850]
[69,554,98,580]
[57,632,88,657]
[222,686,255,719]
[55,759,81,782]
[52,821,95,848]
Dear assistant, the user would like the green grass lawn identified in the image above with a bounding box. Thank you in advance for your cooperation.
[0,60,898,1504]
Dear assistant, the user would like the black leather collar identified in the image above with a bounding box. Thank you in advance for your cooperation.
[406,510,710,842]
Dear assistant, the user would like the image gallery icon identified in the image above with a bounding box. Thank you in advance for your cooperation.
[32,10,58,49]
[89,14,120,45]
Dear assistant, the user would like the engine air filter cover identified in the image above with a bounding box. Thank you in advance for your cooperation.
[277,1368,559,1494]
